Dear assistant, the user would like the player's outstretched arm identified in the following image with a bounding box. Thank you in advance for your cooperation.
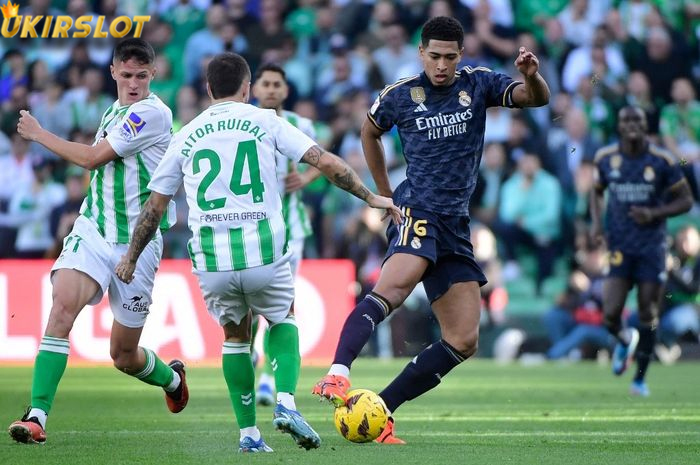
[17,110,117,170]
[115,192,172,283]
[629,180,694,225]
[511,47,550,108]
[301,145,402,224]
[360,117,393,198]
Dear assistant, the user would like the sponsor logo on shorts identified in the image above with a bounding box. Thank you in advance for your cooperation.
[123,295,149,313]
[411,237,422,249]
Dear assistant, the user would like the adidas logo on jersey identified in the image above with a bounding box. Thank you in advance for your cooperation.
[414,103,428,112]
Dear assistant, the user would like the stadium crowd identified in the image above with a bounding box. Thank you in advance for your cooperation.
[0,0,698,361]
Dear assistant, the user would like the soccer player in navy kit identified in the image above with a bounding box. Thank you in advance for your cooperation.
[591,106,693,397]
[312,16,550,443]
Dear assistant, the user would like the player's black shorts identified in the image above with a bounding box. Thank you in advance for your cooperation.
[385,206,487,302]
[607,247,666,283]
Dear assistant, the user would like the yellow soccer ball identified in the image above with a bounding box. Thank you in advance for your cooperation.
[334,389,389,443]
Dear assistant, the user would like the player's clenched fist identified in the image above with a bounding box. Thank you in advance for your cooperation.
[17,109,42,142]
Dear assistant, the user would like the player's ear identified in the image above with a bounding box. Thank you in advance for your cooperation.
[206,82,213,100]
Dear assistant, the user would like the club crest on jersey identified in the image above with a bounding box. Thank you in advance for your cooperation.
[120,112,146,141]
[644,166,655,182]
[610,154,622,178]
[458,91,472,107]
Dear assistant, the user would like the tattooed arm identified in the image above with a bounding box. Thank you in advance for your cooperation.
[115,192,172,283]
[300,145,402,223]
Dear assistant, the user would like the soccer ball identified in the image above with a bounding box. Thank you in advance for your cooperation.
[333,389,389,443]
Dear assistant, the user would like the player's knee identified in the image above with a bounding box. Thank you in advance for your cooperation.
[445,332,478,359]
[111,348,140,372]
[45,301,77,338]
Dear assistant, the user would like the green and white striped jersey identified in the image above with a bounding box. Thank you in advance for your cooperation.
[278,111,315,242]
[148,101,316,271]
[81,93,176,243]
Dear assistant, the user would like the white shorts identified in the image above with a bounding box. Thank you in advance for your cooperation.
[287,238,304,277]
[51,215,163,328]
[195,252,294,327]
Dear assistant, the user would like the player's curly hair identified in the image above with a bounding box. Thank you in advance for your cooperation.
[207,52,251,99]
[113,38,155,65]
[421,16,464,49]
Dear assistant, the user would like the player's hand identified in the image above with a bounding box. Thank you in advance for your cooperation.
[514,47,539,77]
[366,194,403,225]
[115,255,136,284]
[17,109,43,142]
[628,206,656,225]
[284,170,305,193]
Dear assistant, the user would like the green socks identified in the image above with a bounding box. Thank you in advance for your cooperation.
[30,336,70,413]
[267,319,300,394]
[132,348,174,387]
[223,342,256,428]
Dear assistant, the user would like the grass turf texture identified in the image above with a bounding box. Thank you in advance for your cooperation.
[2,359,698,464]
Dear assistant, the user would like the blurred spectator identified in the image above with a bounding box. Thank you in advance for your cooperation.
[557,0,596,48]
[243,0,292,70]
[472,223,508,328]
[659,77,700,199]
[513,0,568,44]
[371,23,418,84]
[355,0,402,51]
[629,26,692,104]
[624,70,662,136]
[46,165,85,259]
[474,142,508,227]
[546,107,599,193]
[542,245,613,359]
[28,81,72,159]
[66,66,113,134]
[0,133,36,257]
[572,73,615,143]
[562,25,627,95]
[0,49,28,104]
[497,152,562,294]
[151,54,180,113]
[471,0,517,63]
[315,53,366,121]
[160,0,207,50]
[183,5,247,85]
[1,84,28,138]
[0,157,66,258]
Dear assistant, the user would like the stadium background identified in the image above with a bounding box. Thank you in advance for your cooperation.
[0,0,699,365]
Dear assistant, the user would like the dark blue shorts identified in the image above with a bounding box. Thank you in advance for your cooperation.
[607,247,667,284]
[385,206,487,302]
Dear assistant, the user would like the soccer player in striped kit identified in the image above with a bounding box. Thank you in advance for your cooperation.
[114,52,400,453]
[251,63,321,406]
[10,39,187,445]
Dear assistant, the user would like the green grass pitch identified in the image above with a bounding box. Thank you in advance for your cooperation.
[2,359,699,464]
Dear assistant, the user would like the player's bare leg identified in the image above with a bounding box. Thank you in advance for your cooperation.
[376,281,480,444]
[9,269,97,444]
[630,282,663,396]
[313,253,429,404]
[110,320,187,412]
[603,278,639,375]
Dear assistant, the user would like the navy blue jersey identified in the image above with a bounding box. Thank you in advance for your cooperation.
[368,67,521,216]
[594,143,686,254]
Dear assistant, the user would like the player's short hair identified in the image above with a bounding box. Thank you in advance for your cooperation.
[421,16,464,49]
[113,38,155,65]
[254,63,286,82]
[207,52,251,99]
